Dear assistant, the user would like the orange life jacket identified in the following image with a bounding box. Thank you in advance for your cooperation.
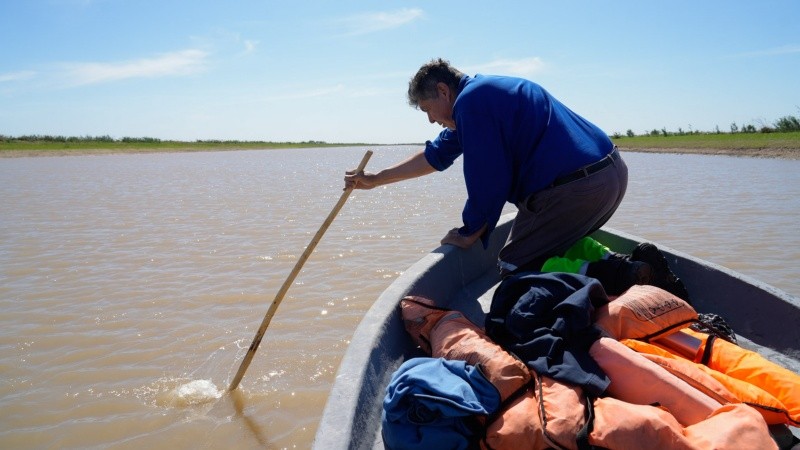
[593,283,800,427]
[402,296,589,449]
[399,295,777,450]
[594,284,697,341]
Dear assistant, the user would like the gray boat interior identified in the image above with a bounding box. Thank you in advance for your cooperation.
[314,214,800,449]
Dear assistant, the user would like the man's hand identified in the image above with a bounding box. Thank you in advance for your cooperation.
[344,169,378,190]
[344,150,437,191]
[440,224,487,249]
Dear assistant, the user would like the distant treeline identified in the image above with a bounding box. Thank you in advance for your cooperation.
[0,134,334,145]
[614,113,800,139]
[4,113,799,144]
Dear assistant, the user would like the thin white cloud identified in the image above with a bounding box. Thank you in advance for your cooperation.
[729,44,800,58]
[223,84,347,106]
[63,49,209,86]
[0,71,36,82]
[242,39,258,55]
[466,57,547,78]
[193,30,259,57]
[287,84,345,99]
[264,84,346,102]
[50,0,103,6]
[348,86,397,98]
[336,8,424,36]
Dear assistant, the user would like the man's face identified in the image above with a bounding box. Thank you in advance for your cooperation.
[417,82,456,130]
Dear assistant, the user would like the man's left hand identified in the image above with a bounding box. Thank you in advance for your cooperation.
[440,225,486,249]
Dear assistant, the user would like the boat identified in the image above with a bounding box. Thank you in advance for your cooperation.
[314,213,800,449]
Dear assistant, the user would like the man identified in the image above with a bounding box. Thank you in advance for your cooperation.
[344,58,629,280]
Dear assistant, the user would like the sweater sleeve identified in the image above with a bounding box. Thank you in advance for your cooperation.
[456,110,513,247]
[423,128,462,171]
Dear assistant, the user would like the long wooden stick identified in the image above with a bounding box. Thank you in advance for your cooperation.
[228,150,373,391]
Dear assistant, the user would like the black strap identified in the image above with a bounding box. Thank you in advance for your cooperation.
[551,148,619,188]
[575,395,598,450]
[700,335,717,365]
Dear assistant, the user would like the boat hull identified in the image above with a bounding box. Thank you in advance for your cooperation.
[314,213,800,448]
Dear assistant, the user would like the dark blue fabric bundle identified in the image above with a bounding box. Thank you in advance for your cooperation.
[486,272,610,396]
[382,357,500,449]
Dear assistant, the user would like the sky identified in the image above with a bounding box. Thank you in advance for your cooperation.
[1,0,798,144]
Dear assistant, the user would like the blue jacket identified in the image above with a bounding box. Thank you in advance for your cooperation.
[382,357,500,449]
[485,272,611,396]
[424,75,613,245]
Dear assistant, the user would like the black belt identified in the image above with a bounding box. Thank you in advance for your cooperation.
[551,148,619,187]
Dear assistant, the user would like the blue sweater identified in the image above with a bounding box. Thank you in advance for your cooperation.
[382,357,500,449]
[424,75,613,245]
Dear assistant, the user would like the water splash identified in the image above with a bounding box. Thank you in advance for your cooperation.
[159,379,222,407]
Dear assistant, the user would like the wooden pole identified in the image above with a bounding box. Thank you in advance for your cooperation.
[228,150,373,391]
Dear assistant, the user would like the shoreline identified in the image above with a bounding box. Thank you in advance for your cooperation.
[616,146,799,159]
[0,146,798,159]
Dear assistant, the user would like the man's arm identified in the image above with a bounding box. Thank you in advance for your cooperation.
[344,150,436,190]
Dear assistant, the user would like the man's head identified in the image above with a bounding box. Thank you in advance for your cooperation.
[408,58,463,130]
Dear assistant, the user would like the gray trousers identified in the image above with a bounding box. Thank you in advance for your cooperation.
[497,154,628,277]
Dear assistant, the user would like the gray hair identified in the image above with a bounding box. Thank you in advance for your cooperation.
[407,58,464,108]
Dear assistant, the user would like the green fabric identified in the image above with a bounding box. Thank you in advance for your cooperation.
[540,256,586,273]
[541,237,612,273]
[562,236,611,261]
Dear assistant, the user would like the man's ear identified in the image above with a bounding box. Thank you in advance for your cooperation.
[436,82,450,100]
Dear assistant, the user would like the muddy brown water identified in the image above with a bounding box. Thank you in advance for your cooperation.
[1,147,798,449]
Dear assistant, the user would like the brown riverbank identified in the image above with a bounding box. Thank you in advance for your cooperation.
[0,147,243,158]
[2,146,799,159]
[0,144,355,158]
[617,146,800,159]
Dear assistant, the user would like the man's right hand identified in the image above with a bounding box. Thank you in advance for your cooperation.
[344,150,436,191]
[344,170,377,190]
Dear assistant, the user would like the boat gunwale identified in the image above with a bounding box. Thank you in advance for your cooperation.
[313,214,800,448]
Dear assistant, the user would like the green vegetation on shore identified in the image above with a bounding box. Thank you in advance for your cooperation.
[611,131,800,150]
[610,114,800,151]
[1,128,799,158]
[4,113,799,155]
[0,135,369,152]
